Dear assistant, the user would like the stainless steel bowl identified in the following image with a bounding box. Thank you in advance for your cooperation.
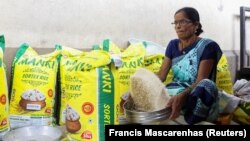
[123,101,171,124]
[2,126,63,141]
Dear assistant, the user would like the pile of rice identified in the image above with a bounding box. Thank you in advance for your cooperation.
[130,68,170,112]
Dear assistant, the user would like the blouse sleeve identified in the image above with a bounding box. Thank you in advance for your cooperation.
[200,41,222,60]
[165,40,177,59]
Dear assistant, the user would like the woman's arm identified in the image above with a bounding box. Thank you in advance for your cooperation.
[157,57,172,82]
[167,59,215,120]
[189,59,215,90]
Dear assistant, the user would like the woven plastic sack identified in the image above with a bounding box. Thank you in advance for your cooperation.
[0,35,10,138]
[216,54,233,94]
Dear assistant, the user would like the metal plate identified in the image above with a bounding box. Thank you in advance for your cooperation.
[2,126,63,141]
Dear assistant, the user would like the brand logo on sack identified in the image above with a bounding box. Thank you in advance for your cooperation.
[18,58,56,69]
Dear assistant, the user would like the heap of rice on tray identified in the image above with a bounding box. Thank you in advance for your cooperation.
[129,68,170,112]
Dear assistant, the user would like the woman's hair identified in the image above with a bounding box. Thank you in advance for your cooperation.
[175,7,204,36]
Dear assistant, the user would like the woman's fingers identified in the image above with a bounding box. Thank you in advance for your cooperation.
[166,97,173,107]
[168,96,181,120]
[168,98,176,119]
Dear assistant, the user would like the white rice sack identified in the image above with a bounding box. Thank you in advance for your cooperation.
[130,68,170,112]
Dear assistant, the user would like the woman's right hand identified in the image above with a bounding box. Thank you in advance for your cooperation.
[166,92,187,120]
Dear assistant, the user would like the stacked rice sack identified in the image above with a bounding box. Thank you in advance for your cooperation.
[216,54,234,94]
[9,43,59,129]
[0,35,10,139]
[118,42,146,117]
[92,39,122,124]
[55,45,83,126]
[128,38,165,73]
[95,39,147,122]
[56,45,116,141]
[128,38,173,84]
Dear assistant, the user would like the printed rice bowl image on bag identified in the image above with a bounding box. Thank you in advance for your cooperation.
[19,89,46,110]
[65,105,81,133]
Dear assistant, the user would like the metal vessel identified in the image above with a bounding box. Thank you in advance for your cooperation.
[2,126,63,141]
[123,101,171,124]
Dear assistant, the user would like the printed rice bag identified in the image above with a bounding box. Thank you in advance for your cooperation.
[9,43,59,129]
[58,48,116,141]
[0,35,10,138]
[92,39,121,124]
[216,54,234,94]
[55,45,84,125]
[118,42,146,118]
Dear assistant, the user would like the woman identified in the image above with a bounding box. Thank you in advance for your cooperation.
[158,7,222,124]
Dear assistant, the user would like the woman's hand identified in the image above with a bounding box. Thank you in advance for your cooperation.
[167,92,188,120]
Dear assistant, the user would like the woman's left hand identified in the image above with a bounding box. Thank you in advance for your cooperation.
[167,92,187,120]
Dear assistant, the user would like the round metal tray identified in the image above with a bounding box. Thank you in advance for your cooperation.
[2,126,63,141]
[123,101,171,124]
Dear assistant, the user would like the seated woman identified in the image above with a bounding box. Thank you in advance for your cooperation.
[158,7,222,124]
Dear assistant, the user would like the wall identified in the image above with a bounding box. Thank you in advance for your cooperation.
[1,0,250,84]
[0,0,250,50]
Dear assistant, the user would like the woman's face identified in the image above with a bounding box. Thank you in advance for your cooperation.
[173,11,197,40]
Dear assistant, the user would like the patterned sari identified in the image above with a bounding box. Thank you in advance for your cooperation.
[166,38,222,124]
